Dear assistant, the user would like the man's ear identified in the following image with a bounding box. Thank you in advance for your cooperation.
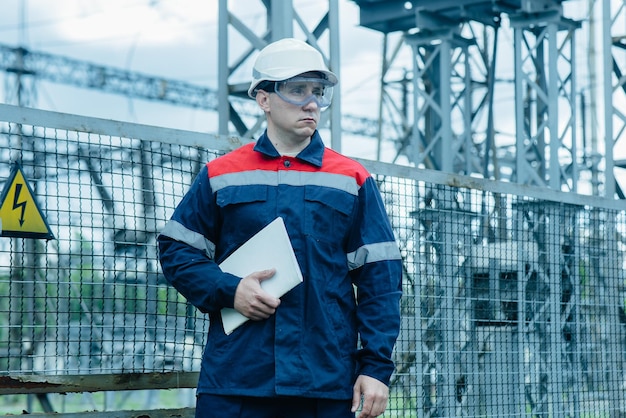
[256,91,271,112]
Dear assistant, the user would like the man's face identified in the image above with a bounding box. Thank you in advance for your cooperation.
[257,72,330,141]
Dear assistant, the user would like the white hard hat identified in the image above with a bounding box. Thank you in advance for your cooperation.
[248,38,338,98]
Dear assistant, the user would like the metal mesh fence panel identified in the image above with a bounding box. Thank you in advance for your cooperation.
[0,119,213,378]
[1,105,625,416]
[379,179,626,417]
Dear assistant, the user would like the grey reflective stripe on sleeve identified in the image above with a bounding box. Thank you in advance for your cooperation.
[346,241,402,271]
[160,219,216,259]
[211,170,359,196]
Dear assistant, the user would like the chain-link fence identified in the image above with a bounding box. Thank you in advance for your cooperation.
[1,104,625,416]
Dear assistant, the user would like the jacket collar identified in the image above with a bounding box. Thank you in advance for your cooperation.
[253,130,324,168]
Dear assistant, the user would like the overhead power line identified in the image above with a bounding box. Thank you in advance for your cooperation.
[0,43,380,138]
[0,44,218,109]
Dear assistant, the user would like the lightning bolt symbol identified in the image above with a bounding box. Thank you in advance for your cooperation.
[12,183,27,227]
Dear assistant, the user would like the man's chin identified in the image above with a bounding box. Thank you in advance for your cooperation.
[295,126,316,137]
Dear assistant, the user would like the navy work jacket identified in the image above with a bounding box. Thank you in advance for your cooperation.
[158,130,402,400]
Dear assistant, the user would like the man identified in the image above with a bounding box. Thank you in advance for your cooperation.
[158,38,402,418]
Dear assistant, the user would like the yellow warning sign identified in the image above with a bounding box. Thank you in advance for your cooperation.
[0,163,54,239]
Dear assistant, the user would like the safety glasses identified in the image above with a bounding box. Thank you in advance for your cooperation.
[273,77,334,108]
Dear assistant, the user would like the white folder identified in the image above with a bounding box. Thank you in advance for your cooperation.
[219,217,303,335]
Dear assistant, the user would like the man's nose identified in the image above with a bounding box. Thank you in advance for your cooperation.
[302,96,321,109]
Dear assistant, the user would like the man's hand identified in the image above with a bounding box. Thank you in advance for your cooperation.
[234,269,280,320]
[351,375,389,418]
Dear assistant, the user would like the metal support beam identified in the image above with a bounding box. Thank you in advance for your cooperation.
[602,0,626,199]
[511,11,580,190]
[405,30,478,173]
[415,195,477,418]
[361,2,501,175]
[351,0,622,198]
[513,201,583,418]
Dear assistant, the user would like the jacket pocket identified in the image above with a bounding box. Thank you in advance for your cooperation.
[216,186,270,247]
[303,186,355,242]
[216,186,268,207]
[327,299,356,360]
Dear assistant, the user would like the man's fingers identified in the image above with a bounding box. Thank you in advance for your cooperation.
[250,268,280,310]
[234,269,280,320]
[351,387,361,413]
[357,395,384,418]
[247,292,280,319]
[352,375,389,418]
[254,268,276,281]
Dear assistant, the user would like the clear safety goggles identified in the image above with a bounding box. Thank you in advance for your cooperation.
[273,77,334,108]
